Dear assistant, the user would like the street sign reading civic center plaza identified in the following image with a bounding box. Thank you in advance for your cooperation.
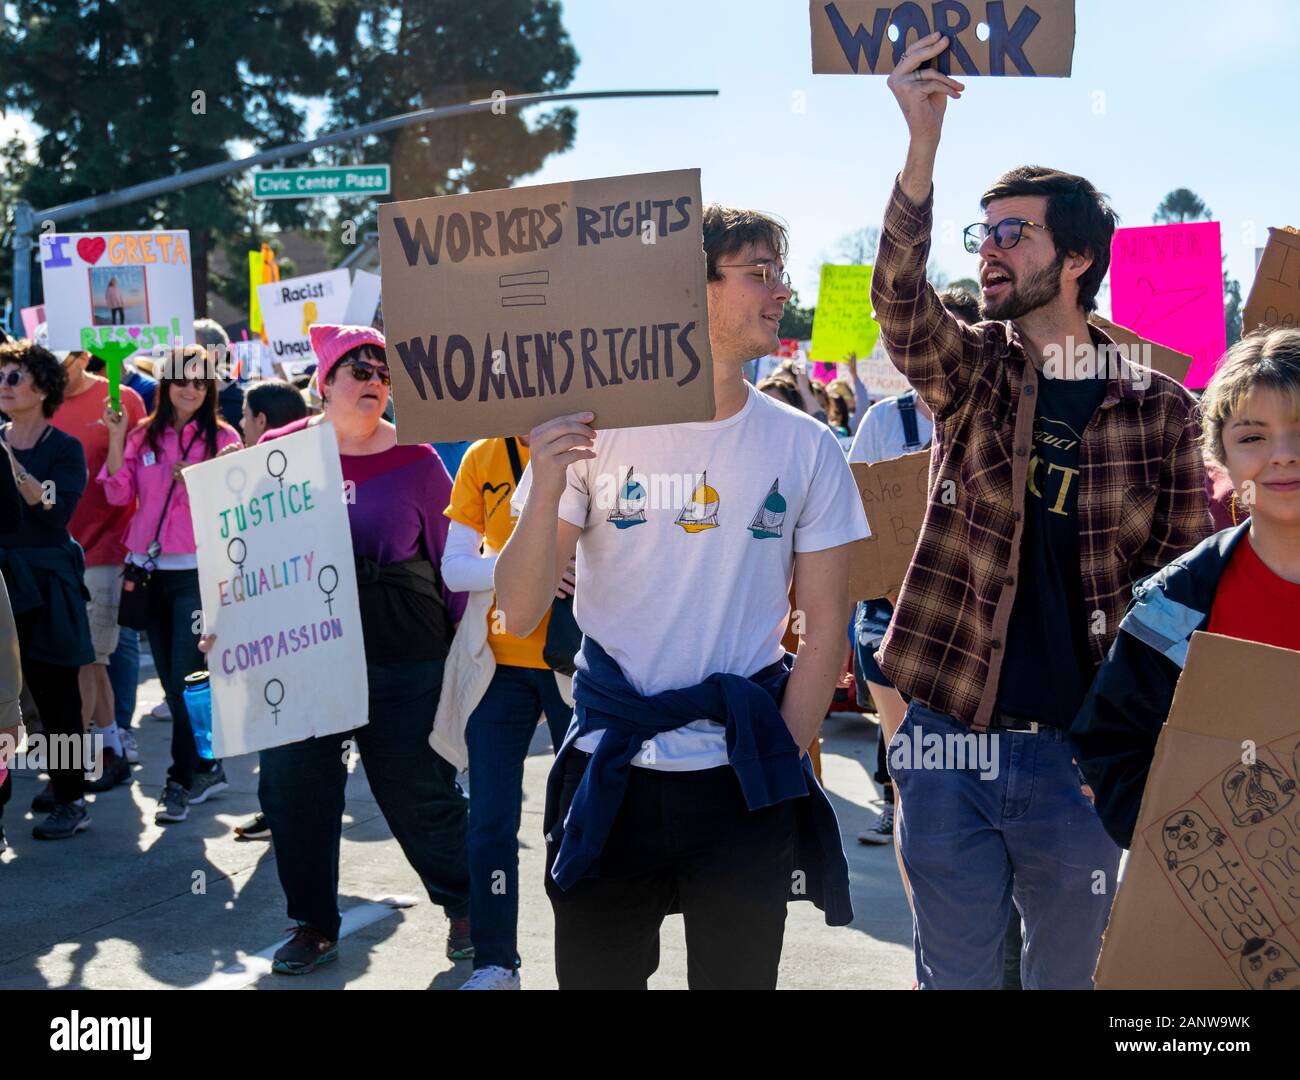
[252,165,391,200]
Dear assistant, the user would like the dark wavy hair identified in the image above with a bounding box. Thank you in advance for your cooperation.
[703,204,789,282]
[143,345,232,460]
[0,338,67,418]
[981,166,1118,314]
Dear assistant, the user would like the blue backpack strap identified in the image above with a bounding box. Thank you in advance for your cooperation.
[896,391,927,451]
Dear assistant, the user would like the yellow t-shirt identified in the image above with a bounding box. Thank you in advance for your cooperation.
[444,437,551,669]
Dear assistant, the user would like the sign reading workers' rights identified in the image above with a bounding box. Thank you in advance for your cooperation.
[810,1,1076,77]
[39,230,196,353]
[847,449,930,600]
[377,169,715,443]
[187,422,367,757]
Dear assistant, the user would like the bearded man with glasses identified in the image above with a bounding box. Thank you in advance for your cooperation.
[867,33,1212,989]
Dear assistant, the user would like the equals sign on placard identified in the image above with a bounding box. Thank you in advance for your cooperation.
[499,269,549,308]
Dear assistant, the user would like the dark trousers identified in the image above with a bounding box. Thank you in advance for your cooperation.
[142,568,214,788]
[466,664,571,970]
[14,609,84,805]
[259,658,469,942]
[546,751,795,990]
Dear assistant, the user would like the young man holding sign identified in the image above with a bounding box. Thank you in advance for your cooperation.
[872,33,1212,989]
[496,208,869,989]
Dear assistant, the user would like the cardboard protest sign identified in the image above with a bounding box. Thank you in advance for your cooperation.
[343,269,382,327]
[1089,314,1194,385]
[256,268,351,373]
[847,449,930,600]
[1243,226,1300,335]
[377,169,714,443]
[20,304,45,339]
[810,0,1075,76]
[1110,222,1227,390]
[39,231,195,354]
[187,422,367,757]
[811,264,880,365]
[1095,633,1300,990]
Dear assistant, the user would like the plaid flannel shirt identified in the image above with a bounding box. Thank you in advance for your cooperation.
[872,180,1212,731]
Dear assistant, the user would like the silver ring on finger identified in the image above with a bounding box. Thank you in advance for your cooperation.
[913,69,924,82]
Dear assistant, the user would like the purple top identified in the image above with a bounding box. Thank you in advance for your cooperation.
[262,419,466,624]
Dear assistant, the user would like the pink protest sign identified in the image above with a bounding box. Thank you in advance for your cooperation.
[20,304,45,338]
[1109,222,1226,389]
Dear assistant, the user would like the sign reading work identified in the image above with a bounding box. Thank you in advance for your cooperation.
[1096,633,1300,990]
[187,422,367,758]
[377,168,715,443]
[847,449,930,600]
[1243,226,1300,335]
[810,0,1076,76]
[253,165,391,201]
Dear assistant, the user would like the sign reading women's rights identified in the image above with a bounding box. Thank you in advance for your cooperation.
[256,269,352,372]
[1110,221,1227,390]
[39,231,196,353]
[1096,633,1300,990]
[378,169,714,443]
[186,422,367,757]
[810,0,1076,76]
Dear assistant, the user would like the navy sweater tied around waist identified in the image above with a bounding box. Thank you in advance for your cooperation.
[542,636,853,926]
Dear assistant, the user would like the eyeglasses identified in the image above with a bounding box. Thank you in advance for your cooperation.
[963,218,1049,254]
[346,360,391,386]
[1,369,30,387]
[716,260,792,292]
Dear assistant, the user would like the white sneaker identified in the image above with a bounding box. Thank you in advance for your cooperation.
[120,729,140,765]
[857,804,895,845]
[150,701,171,721]
[459,965,520,990]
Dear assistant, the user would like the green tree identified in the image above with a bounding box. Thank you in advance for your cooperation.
[778,288,814,340]
[1153,187,1241,346]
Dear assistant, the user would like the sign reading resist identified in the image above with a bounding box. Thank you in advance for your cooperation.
[378,169,715,443]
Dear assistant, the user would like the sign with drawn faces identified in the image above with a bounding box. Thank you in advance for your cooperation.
[377,168,715,443]
[185,421,367,756]
[1096,633,1300,989]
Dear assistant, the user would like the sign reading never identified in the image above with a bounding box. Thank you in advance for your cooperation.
[810,1,1075,77]
[377,169,715,443]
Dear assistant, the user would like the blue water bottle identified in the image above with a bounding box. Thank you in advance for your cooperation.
[183,671,215,760]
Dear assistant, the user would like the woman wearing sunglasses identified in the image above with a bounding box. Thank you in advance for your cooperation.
[101,344,241,824]
[0,339,96,841]
[209,324,470,976]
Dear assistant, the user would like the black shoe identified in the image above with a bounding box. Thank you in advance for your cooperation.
[84,749,132,793]
[234,811,271,840]
[272,924,339,975]
[33,801,91,840]
[30,782,56,814]
[187,764,229,805]
[155,781,189,823]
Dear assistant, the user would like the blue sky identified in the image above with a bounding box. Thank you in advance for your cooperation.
[522,0,1300,306]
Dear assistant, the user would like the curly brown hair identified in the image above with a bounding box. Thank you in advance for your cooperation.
[0,338,67,418]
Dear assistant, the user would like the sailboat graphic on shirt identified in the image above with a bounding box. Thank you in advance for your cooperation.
[675,471,720,534]
[607,466,648,529]
[748,479,786,539]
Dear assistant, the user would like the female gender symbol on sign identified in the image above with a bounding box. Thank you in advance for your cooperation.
[317,564,339,614]
[266,449,288,490]
[226,536,247,573]
[264,678,285,725]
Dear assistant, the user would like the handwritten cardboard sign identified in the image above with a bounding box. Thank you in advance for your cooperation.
[187,422,367,757]
[1243,226,1300,335]
[847,449,930,600]
[1089,314,1194,385]
[810,0,1075,76]
[858,336,912,399]
[811,264,880,366]
[39,231,195,355]
[1110,221,1227,390]
[377,169,714,443]
[1095,633,1300,990]
[256,268,352,369]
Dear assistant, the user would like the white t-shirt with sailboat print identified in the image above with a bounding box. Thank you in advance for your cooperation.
[517,382,869,771]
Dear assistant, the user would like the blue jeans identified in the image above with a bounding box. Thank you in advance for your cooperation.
[466,665,572,970]
[109,625,140,730]
[259,658,469,942]
[889,701,1121,989]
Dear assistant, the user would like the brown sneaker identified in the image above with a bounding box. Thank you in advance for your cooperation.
[272,924,338,975]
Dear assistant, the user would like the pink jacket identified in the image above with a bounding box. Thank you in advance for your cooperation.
[99,420,241,557]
